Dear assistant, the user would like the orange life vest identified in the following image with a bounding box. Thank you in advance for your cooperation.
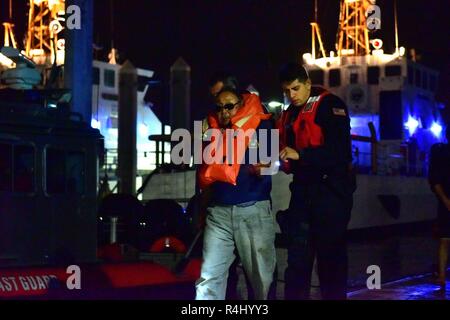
[279,91,330,150]
[198,93,271,189]
[278,91,330,171]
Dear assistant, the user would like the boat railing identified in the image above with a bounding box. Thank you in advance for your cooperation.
[351,123,428,177]
[102,148,171,173]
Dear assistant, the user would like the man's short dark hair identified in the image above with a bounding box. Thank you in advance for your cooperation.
[279,62,309,84]
[208,72,239,90]
[215,86,242,102]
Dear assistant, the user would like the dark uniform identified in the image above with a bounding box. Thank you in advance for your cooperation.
[429,142,450,238]
[278,86,355,300]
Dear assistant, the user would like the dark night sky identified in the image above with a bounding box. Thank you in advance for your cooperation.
[1,0,449,123]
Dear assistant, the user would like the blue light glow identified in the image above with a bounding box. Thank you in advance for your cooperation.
[430,122,442,137]
[91,118,101,129]
[108,128,118,137]
[404,116,419,135]
[139,123,149,137]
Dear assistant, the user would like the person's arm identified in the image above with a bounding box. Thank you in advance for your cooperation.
[250,119,274,176]
[433,184,450,211]
[429,144,450,211]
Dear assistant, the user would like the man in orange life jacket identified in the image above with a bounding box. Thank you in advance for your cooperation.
[200,72,255,300]
[277,63,355,300]
[195,86,276,300]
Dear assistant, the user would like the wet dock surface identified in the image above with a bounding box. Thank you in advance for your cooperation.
[348,274,449,300]
[236,231,449,300]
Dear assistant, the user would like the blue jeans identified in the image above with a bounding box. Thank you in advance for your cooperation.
[195,200,276,300]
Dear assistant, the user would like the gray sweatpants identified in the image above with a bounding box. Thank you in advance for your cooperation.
[195,200,276,300]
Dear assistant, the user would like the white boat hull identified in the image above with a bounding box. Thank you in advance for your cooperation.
[143,171,438,230]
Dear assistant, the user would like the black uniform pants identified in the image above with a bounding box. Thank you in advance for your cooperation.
[283,178,353,300]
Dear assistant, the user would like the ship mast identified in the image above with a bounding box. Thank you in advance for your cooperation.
[25,0,66,65]
[336,0,371,57]
[2,0,18,48]
[108,0,118,64]
[310,0,326,59]
[394,0,399,54]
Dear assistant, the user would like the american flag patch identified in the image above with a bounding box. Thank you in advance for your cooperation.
[332,108,346,116]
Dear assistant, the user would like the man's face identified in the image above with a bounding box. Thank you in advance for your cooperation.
[281,79,311,107]
[215,91,241,127]
[209,81,224,97]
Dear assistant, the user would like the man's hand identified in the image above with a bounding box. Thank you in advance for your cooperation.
[434,184,450,212]
[280,146,300,161]
[251,163,271,176]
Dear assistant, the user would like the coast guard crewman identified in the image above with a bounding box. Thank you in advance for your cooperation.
[277,62,355,300]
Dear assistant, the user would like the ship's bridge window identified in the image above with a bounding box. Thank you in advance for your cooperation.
[329,69,341,87]
[385,65,402,77]
[309,70,324,85]
[350,73,358,84]
[0,143,35,193]
[46,148,85,195]
[14,145,35,193]
[415,69,421,87]
[104,69,115,88]
[93,67,100,85]
[367,66,380,84]
[106,117,118,129]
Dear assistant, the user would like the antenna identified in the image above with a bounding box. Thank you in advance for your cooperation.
[394,0,399,54]
[9,0,13,20]
[110,0,115,49]
[108,0,118,64]
[314,0,318,22]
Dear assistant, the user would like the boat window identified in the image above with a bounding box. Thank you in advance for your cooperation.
[67,152,85,194]
[385,65,401,77]
[46,149,65,194]
[350,73,358,84]
[106,117,118,129]
[93,67,100,85]
[407,66,414,85]
[46,148,85,195]
[101,93,119,101]
[329,69,341,87]
[367,66,379,84]
[0,143,13,192]
[415,69,421,87]
[379,91,402,140]
[13,145,35,193]
[104,69,115,88]
[309,70,324,85]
